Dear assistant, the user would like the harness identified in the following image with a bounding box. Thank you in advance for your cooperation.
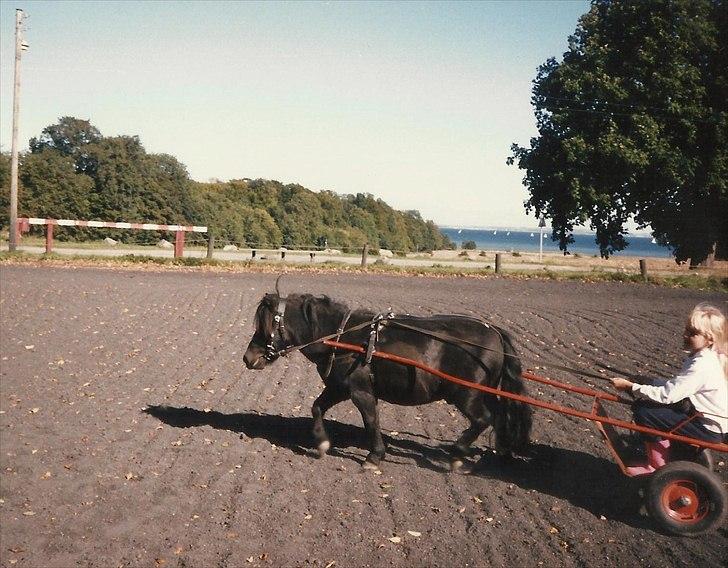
[322,309,353,378]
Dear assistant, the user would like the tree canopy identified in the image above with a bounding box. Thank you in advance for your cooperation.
[508,0,727,263]
[2,117,452,252]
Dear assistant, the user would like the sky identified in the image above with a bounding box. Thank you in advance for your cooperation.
[0,0,591,229]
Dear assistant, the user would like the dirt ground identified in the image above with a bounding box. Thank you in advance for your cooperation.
[0,265,726,568]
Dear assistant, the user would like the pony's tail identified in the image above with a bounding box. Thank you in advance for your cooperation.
[493,331,532,455]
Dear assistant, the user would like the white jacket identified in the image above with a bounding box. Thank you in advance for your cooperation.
[632,348,728,435]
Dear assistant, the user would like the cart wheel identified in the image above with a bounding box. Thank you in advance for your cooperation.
[646,461,727,536]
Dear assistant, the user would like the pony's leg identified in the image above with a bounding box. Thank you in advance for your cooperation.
[451,397,492,472]
[350,389,386,469]
[311,385,348,458]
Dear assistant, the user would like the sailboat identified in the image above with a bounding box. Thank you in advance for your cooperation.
[493,230,497,235]
[530,232,534,237]
[506,231,510,236]
[651,237,656,244]
[457,229,462,234]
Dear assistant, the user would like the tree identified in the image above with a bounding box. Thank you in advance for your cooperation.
[18,151,94,238]
[508,0,727,263]
[29,116,101,175]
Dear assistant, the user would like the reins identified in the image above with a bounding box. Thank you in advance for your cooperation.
[266,299,616,383]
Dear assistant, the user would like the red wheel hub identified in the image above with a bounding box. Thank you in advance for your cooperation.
[661,479,708,524]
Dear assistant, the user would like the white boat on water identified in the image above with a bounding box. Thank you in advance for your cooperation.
[651,238,656,244]
[506,231,510,236]
[493,230,497,235]
[530,232,534,237]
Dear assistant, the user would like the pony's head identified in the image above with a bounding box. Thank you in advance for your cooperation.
[243,292,283,369]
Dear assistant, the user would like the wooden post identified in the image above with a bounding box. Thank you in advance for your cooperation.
[174,230,184,258]
[45,222,54,254]
[251,249,256,258]
[361,244,369,267]
[16,217,29,244]
[206,232,214,259]
[639,259,648,280]
[281,250,286,260]
[495,253,502,273]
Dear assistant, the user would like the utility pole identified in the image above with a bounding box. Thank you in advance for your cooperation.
[8,9,27,252]
[538,215,546,262]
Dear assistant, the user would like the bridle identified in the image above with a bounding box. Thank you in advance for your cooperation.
[264,296,289,361]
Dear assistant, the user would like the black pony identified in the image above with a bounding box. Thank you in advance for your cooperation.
[243,292,532,470]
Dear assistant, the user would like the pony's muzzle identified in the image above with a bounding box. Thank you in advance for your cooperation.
[243,351,267,370]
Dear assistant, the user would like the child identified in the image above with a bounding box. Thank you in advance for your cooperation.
[610,302,728,476]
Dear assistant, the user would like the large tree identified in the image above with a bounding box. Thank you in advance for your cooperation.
[509,0,727,263]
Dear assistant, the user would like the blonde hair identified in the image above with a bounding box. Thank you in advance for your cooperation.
[688,302,728,378]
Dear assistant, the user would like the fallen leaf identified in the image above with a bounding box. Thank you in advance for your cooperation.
[30,408,40,414]
[22,511,35,516]
[458,507,466,513]
[407,531,421,537]
[304,514,312,520]
[549,527,559,534]
[25,345,34,350]
[388,536,401,544]
[41,471,51,479]
[473,496,483,503]
[174,546,184,555]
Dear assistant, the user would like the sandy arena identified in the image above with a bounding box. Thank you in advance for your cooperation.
[0,265,726,567]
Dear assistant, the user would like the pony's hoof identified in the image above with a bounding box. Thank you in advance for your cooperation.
[450,459,473,474]
[317,441,330,458]
[361,461,381,472]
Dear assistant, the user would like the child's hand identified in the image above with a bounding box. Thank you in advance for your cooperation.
[610,377,633,391]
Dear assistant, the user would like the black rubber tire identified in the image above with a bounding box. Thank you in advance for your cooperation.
[646,461,727,536]
[670,443,715,471]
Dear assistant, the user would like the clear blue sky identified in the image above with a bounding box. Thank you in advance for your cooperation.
[1,0,590,228]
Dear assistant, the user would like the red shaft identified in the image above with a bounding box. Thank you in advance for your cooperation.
[322,340,728,454]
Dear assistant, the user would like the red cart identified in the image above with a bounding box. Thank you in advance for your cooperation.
[323,339,728,536]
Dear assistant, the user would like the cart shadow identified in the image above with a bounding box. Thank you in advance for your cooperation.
[474,443,650,529]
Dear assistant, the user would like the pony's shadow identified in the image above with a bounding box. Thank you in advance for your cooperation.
[143,405,647,529]
[143,405,452,467]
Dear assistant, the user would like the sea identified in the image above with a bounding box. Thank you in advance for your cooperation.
[440,227,673,258]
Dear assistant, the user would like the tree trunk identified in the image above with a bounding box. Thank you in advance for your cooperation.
[689,242,717,269]
[700,242,717,268]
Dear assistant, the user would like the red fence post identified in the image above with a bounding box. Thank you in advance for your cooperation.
[174,230,185,258]
[45,222,54,254]
[16,218,29,243]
